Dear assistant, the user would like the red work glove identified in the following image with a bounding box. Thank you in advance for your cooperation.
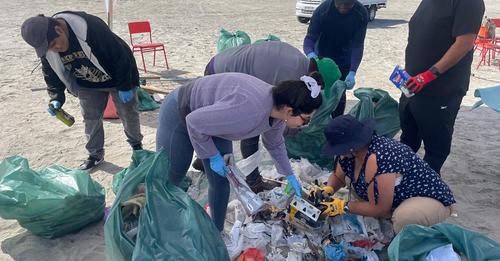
[406,70,438,94]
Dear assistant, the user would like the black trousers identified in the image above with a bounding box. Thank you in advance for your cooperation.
[399,93,463,174]
[331,65,350,118]
[240,136,261,182]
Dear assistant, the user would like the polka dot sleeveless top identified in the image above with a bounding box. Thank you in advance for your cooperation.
[339,134,456,208]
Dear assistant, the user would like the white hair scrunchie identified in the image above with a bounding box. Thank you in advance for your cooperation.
[300,75,321,98]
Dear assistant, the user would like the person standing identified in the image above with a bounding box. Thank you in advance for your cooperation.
[198,41,341,193]
[21,12,143,170]
[303,0,368,117]
[401,0,484,174]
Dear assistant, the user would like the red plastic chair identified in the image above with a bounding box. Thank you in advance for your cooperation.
[491,18,500,44]
[128,21,169,73]
[475,26,495,69]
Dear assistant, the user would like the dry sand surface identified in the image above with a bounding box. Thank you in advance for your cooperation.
[1,0,499,260]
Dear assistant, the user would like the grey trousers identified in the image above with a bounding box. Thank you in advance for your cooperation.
[77,88,143,159]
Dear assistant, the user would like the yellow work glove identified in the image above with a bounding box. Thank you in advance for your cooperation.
[320,198,346,217]
[321,185,334,196]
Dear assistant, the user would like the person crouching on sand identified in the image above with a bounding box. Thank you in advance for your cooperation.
[320,115,455,233]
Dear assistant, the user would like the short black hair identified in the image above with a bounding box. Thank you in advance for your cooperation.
[272,71,323,115]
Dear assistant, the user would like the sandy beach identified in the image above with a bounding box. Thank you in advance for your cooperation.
[0,0,499,260]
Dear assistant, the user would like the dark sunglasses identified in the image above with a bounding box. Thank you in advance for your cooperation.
[299,114,311,126]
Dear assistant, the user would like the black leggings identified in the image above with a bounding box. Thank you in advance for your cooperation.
[240,136,261,182]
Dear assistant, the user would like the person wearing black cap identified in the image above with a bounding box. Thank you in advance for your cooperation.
[21,12,143,170]
[303,0,368,118]
[321,115,455,233]
[400,0,484,174]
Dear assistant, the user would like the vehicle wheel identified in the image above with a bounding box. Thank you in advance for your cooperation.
[297,17,310,24]
[368,5,377,21]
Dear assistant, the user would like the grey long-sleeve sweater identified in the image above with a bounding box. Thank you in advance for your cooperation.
[183,72,294,176]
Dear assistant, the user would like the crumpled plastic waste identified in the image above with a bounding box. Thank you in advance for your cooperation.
[271,223,287,247]
[291,158,331,185]
[243,223,270,239]
[223,222,270,257]
[225,220,244,259]
[121,184,146,241]
[379,219,395,243]
[258,186,293,210]
[227,165,265,216]
[287,235,312,254]
[185,170,209,205]
[331,214,367,242]
[363,217,393,245]
[266,248,287,261]
[218,156,397,261]
[364,250,380,261]
[235,149,262,177]
[426,244,461,261]
[323,241,346,261]
[224,201,247,259]
[344,244,380,260]
[326,213,392,259]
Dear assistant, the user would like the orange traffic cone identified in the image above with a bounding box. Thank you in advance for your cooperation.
[103,94,119,119]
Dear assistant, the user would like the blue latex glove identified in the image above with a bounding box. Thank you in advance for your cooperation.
[286,175,302,198]
[344,71,356,90]
[47,100,61,116]
[209,152,228,177]
[307,52,318,59]
[118,89,135,103]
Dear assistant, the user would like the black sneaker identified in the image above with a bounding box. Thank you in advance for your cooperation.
[191,157,205,172]
[79,156,104,170]
[247,176,281,194]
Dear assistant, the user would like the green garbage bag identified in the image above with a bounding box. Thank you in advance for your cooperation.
[254,34,280,44]
[349,88,400,138]
[217,27,251,53]
[0,156,105,239]
[137,87,160,112]
[104,150,228,261]
[111,151,191,195]
[285,81,346,170]
[388,223,500,261]
[314,57,342,99]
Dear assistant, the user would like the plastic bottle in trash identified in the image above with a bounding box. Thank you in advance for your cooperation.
[389,65,414,98]
[48,104,75,127]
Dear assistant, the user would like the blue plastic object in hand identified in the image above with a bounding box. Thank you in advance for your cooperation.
[345,71,356,90]
[209,153,228,177]
[307,52,318,59]
[47,100,61,116]
[286,175,302,198]
[118,89,135,103]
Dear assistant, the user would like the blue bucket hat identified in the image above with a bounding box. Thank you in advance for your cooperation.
[322,115,375,156]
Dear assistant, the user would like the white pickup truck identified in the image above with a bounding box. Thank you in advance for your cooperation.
[296,0,387,24]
